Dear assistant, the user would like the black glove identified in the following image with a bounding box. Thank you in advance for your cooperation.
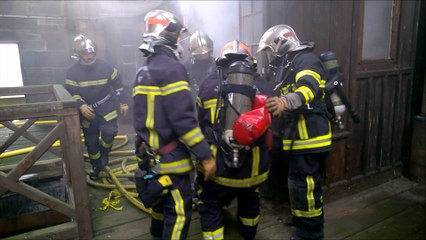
[134,169,172,208]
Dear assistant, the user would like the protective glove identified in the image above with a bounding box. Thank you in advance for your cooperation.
[80,104,95,119]
[120,103,129,116]
[201,157,216,181]
[222,130,244,149]
[265,96,288,117]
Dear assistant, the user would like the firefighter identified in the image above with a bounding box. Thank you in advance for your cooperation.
[132,9,216,240]
[257,24,332,240]
[184,31,217,99]
[65,34,128,180]
[195,40,274,240]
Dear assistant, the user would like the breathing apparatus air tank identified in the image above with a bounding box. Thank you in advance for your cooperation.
[320,51,347,129]
[223,60,256,168]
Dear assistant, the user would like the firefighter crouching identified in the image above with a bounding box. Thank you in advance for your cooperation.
[258,24,332,240]
[195,40,274,240]
[132,9,216,240]
[65,34,128,180]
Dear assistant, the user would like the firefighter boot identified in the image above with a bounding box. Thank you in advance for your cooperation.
[89,159,102,180]
[100,148,110,171]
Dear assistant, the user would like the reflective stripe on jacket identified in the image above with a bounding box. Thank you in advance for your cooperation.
[197,72,273,188]
[133,47,211,174]
[278,50,332,154]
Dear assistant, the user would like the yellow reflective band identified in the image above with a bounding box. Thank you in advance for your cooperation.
[211,171,269,188]
[202,145,267,188]
[115,87,124,92]
[162,81,191,96]
[196,97,202,107]
[295,86,314,102]
[171,189,186,240]
[78,79,108,87]
[283,132,331,150]
[103,110,118,122]
[132,85,162,96]
[239,215,260,227]
[72,95,82,101]
[159,158,194,174]
[101,138,113,148]
[202,226,224,240]
[151,210,164,220]
[319,79,326,89]
[89,151,100,160]
[145,94,159,149]
[291,207,322,218]
[295,70,321,85]
[297,115,309,140]
[180,127,205,147]
[65,79,78,87]
[202,99,217,109]
[202,98,218,125]
[306,176,315,212]
[251,146,260,177]
[111,68,118,80]
[283,122,331,150]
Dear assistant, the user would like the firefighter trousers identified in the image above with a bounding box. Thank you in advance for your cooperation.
[287,152,328,240]
[196,174,261,240]
[81,115,118,169]
[150,174,193,240]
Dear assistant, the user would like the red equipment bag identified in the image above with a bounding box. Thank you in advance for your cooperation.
[252,94,269,109]
[233,105,272,145]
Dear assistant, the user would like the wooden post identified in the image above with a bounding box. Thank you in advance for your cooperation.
[61,113,93,239]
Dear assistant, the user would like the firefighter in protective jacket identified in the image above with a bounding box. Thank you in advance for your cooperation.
[258,24,332,240]
[132,9,216,240]
[184,31,217,99]
[195,40,274,240]
[65,34,128,180]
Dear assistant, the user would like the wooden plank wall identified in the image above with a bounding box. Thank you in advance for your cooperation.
[264,0,421,188]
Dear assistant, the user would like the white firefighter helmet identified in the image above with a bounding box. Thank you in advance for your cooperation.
[257,24,313,63]
[221,40,252,57]
[139,9,189,56]
[73,34,96,55]
[189,31,213,56]
[143,9,189,44]
[72,34,96,65]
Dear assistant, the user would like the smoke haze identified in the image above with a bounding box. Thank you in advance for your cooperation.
[178,1,239,58]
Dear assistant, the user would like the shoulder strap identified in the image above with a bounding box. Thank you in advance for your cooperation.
[273,51,304,93]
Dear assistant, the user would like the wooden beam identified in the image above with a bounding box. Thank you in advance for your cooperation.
[0,171,76,218]
[0,85,52,96]
[61,114,93,239]
[0,119,37,155]
[1,221,78,240]
[0,210,70,236]
[0,118,62,157]
[0,122,63,196]
[0,102,76,121]
[52,84,75,103]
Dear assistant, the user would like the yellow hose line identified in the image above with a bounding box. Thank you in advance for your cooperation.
[86,173,137,189]
[0,135,129,159]
[105,166,152,214]
[1,126,152,215]
[0,120,58,128]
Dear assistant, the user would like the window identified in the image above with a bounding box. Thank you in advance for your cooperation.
[240,1,264,52]
[361,0,400,61]
[240,1,265,72]
[0,43,24,88]
[0,43,24,99]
